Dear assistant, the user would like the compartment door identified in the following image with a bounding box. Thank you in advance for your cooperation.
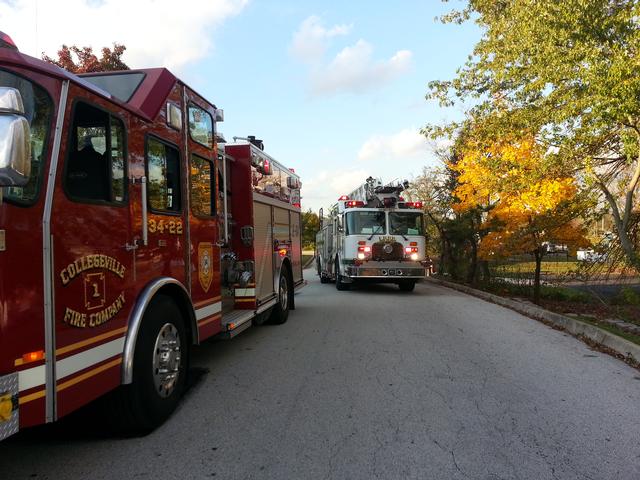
[253,201,274,301]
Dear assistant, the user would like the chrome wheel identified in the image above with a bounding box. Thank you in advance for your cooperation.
[279,273,289,310]
[152,323,182,398]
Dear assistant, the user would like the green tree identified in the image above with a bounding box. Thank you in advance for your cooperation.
[426,0,640,269]
[301,209,320,249]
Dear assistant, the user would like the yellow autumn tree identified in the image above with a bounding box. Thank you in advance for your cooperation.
[452,135,589,304]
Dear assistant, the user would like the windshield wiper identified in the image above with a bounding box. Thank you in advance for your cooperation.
[367,231,380,240]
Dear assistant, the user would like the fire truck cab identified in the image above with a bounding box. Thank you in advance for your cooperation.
[0,34,303,440]
[316,177,427,291]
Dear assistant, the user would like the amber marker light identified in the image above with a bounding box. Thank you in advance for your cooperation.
[0,394,13,421]
[22,350,45,364]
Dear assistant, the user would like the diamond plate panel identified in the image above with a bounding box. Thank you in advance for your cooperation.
[0,372,19,441]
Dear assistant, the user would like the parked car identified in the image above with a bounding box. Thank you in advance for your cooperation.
[577,249,607,262]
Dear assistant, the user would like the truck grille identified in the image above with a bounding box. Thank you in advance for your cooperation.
[372,242,404,261]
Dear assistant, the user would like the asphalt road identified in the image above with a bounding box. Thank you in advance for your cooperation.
[2,269,640,479]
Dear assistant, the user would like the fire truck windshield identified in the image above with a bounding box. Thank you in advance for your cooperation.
[345,211,386,235]
[0,70,53,205]
[389,211,424,236]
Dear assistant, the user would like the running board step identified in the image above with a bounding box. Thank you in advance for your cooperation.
[220,310,254,339]
[218,298,280,340]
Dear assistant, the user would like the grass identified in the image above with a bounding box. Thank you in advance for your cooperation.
[575,315,640,346]
[483,279,593,303]
[492,261,581,276]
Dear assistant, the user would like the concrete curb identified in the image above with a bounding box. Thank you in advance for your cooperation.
[302,255,316,270]
[426,276,640,365]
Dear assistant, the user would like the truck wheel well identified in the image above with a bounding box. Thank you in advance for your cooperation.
[155,284,197,345]
[122,278,198,385]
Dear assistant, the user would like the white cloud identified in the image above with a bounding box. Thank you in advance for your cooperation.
[310,40,412,96]
[0,0,248,72]
[289,15,351,63]
[289,16,412,96]
[302,168,369,211]
[358,128,428,162]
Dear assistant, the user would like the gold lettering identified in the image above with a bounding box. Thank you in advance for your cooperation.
[63,307,86,328]
[88,292,126,327]
[59,255,126,285]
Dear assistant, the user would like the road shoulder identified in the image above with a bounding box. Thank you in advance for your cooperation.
[426,276,640,368]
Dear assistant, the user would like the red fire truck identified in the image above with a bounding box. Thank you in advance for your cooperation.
[0,32,303,440]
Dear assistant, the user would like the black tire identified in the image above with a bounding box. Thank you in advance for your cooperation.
[399,280,416,292]
[335,259,350,291]
[269,267,291,324]
[109,295,187,434]
[318,258,329,283]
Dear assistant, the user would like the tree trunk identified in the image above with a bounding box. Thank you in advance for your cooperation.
[437,231,447,276]
[615,220,640,269]
[467,237,478,285]
[445,239,457,280]
[480,260,491,283]
[596,170,640,270]
[533,249,543,305]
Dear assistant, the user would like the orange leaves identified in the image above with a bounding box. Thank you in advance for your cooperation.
[450,133,588,259]
[42,44,129,73]
[452,134,577,216]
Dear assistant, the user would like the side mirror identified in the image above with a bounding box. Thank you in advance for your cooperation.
[318,208,323,229]
[0,87,31,186]
[287,176,300,189]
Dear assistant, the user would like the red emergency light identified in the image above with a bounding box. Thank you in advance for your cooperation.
[262,158,272,175]
[405,201,424,209]
[0,32,18,51]
[338,195,349,201]
[345,200,364,208]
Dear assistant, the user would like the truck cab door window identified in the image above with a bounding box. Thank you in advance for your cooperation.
[188,104,213,149]
[146,137,181,212]
[65,102,126,204]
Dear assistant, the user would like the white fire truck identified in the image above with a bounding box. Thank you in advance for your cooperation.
[315,177,427,291]
[0,33,303,441]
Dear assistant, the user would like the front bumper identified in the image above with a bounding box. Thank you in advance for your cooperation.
[0,372,19,441]
[345,262,426,280]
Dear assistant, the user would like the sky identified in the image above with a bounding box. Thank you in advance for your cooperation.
[1,0,481,213]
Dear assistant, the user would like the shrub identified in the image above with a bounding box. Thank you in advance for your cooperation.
[612,287,640,306]
[539,286,592,303]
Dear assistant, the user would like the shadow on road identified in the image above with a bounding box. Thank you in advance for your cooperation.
[4,366,210,445]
